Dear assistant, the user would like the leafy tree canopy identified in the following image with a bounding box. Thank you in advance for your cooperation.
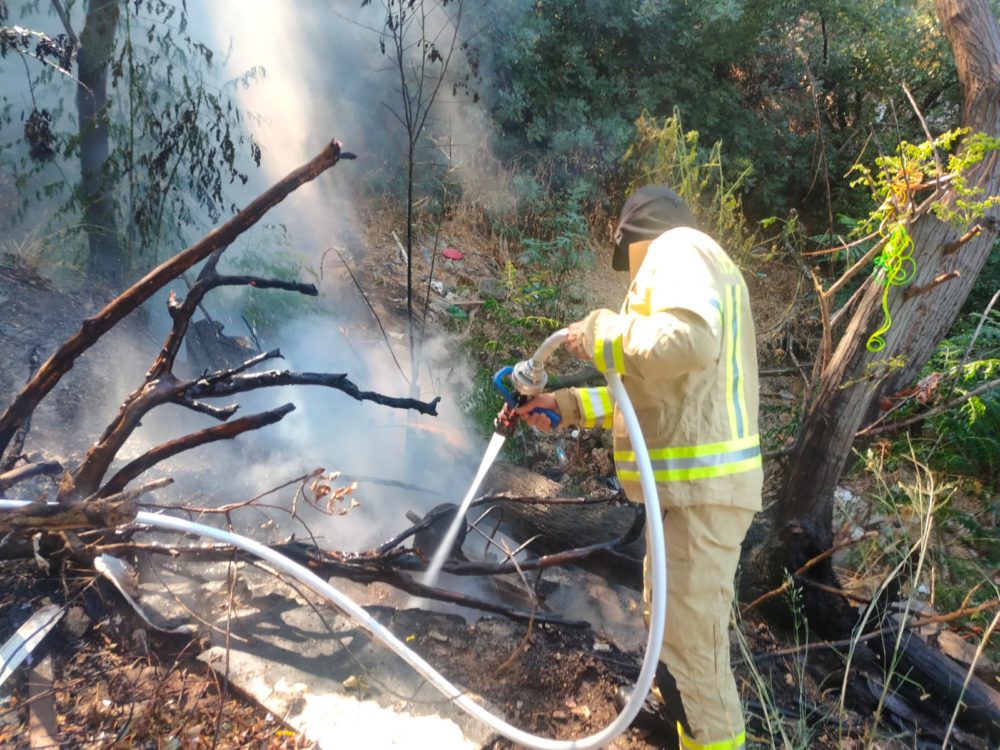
[466,0,958,225]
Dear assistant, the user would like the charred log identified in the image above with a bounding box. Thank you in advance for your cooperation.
[0,495,136,534]
[741,516,1000,743]
[868,617,1000,744]
[0,479,168,535]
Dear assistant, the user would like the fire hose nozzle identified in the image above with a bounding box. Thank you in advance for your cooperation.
[492,328,570,433]
[509,356,548,397]
[511,327,570,397]
[493,404,519,437]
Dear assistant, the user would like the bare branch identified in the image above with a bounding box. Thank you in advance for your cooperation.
[0,139,351,455]
[48,0,78,45]
[98,404,296,497]
[323,247,407,380]
[904,270,961,300]
[856,375,1000,438]
[943,222,984,254]
[171,399,240,421]
[903,82,945,177]
[184,369,440,415]
[0,461,63,493]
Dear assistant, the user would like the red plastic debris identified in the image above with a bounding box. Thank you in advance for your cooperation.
[442,247,464,261]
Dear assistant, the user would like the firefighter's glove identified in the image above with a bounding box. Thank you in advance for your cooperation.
[514,394,561,432]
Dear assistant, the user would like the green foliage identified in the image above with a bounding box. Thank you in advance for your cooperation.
[466,0,956,219]
[223,232,316,339]
[451,263,562,438]
[1,1,262,281]
[917,311,1000,477]
[623,109,755,261]
[518,209,592,282]
[470,267,561,366]
[848,127,1000,233]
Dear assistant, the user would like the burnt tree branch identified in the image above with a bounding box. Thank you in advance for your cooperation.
[0,139,350,455]
[97,404,296,497]
[69,375,187,498]
[0,461,63,493]
[0,478,170,534]
[279,540,586,627]
[184,370,441,415]
[70,357,436,499]
[172,399,240,421]
[196,349,286,383]
[151,255,317,378]
[0,348,42,471]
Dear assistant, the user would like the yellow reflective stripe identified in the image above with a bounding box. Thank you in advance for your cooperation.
[679,726,746,750]
[594,333,625,374]
[618,434,759,461]
[579,389,597,427]
[615,435,761,482]
[597,387,613,428]
[619,455,761,482]
[578,387,613,429]
[722,284,746,437]
[731,284,749,438]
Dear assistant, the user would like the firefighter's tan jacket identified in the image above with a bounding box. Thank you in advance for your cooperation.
[552,227,762,511]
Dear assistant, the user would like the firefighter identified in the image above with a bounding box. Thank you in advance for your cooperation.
[514,185,761,750]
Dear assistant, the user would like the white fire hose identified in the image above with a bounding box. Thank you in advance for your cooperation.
[0,342,667,749]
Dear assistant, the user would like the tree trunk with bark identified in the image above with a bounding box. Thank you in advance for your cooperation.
[746,0,1000,605]
[742,1,1000,737]
[77,0,124,289]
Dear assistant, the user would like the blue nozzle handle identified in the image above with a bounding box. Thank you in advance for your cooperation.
[530,407,561,428]
[492,366,517,409]
[492,366,561,428]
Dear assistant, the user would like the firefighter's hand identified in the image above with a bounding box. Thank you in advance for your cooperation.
[513,394,560,432]
[565,320,588,361]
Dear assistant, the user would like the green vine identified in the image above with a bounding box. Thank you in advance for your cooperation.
[867,225,916,352]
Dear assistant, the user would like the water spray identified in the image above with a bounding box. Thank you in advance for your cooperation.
[0,329,669,749]
[423,330,567,588]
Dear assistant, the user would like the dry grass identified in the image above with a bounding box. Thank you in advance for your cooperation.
[0,561,315,750]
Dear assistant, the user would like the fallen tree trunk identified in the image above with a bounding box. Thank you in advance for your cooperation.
[0,495,135,533]
[868,618,1000,743]
[0,479,169,534]
[477,461,643,559]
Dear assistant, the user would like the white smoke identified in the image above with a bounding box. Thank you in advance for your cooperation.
[4,0,507,554]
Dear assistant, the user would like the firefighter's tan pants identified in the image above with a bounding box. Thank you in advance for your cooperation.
[643,503,756,748]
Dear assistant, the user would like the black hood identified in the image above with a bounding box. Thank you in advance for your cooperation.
[612,186,697,271]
